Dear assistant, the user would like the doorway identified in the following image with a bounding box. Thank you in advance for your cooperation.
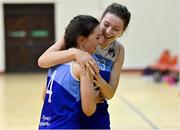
[4,4,55,72]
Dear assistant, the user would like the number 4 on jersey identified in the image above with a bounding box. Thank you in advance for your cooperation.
[46,70,56,103]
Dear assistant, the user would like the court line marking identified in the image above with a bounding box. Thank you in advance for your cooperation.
[116,94,159,130]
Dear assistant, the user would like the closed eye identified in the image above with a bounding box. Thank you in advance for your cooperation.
[104,22,109,27]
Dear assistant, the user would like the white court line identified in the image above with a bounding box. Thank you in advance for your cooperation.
[116,94,159,130]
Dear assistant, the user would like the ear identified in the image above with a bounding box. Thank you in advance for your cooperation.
[77,36,86,46]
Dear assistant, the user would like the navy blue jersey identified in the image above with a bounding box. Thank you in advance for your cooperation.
[39,62,82,129]
[81,41,121,129]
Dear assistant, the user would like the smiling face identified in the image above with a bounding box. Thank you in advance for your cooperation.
[100,13,125,47]
[81,26,103,54]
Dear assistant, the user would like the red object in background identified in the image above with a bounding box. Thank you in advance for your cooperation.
[150,49,170,71]
[158,49,170,64]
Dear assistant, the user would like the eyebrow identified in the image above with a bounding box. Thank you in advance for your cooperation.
[104,21,121,29]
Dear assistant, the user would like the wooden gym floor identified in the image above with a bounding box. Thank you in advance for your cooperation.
[0,72,179,130]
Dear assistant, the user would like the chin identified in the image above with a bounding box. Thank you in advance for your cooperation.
[106,39,114,44]
[88,50,93,54]
[103,39,110,45]
[91,50,96,54]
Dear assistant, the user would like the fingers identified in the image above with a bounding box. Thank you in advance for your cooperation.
[88,59,99,74]
[75,50,99,74]
[85,58,99,76]
[95,90,105,104]
[85,62,95,75]
[96,95,105,104]
[81,66,85,76]
[98,94,104,100]
[81,65,88,77]
[94,85,99,90]
[93,77,100,87]
[79,62,85,70]
[93,74,98,80]
[77,54,99,75]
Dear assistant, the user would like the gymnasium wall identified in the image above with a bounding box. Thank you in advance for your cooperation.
[0,2,5,72]
[115,0,179,69]
[0,0,179,72]
[178,0,180,61]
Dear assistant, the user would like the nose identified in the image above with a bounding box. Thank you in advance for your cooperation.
[105,27,113,34]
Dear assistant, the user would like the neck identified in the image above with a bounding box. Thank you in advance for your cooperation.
[100,41,111,49]
[100,44,107,49]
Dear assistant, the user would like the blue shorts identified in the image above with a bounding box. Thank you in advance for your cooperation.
[81,102,110,129]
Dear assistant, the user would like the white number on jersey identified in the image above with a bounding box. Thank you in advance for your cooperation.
[46,70,56,103]
[97,59,106,71]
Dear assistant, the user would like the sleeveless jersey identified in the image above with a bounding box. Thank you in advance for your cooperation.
[81,40,120,129]
[39,62,82,129]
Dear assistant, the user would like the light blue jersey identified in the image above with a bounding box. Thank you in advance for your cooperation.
[81,41,121,129]
[39,41,121,129]
[39,62,82,129]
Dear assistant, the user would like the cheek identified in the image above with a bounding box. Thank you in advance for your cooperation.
[99,23,103,28]
[89,43,95,48]
[85,42,93,49]
[100,24,105,31]
[88,42,96,49]
[115,32,123,38]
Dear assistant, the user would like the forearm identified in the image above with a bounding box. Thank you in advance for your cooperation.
[99,43,124,100]
[42,86,46,101]
[38,48,78,68]
[80,74,96,116]
[81,85,96,116]
[98,79,115,100]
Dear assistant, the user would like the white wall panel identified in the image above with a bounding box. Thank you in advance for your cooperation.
[0,0,179,72]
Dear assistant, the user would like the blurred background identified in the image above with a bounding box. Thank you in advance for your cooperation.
[0,0,179,129]
[0,0,179,72]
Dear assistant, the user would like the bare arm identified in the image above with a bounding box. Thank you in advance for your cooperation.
[80,66,96,116]
[38,38,78,68]
[38,37,99,74]
[42,86,46,101]
[93,45,125,99]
